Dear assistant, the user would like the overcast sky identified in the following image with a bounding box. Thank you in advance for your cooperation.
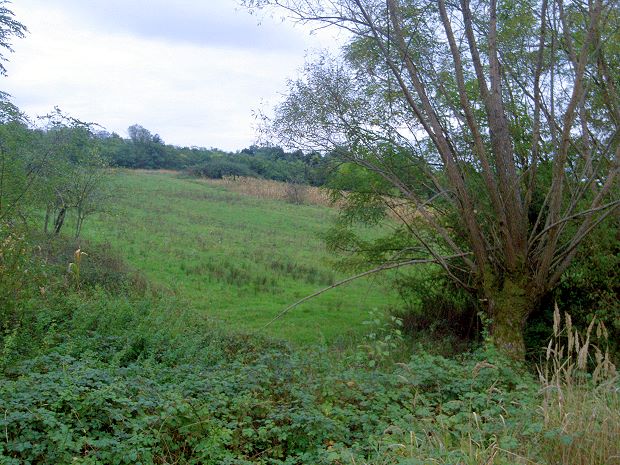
[2,0,341,150]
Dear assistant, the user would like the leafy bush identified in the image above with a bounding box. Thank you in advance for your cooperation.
[0,226,34,331]
[0,225,51,370]
[389,269,481,354]
[525,216,620,361]
[36,235,148,294]
[0,326,542,465]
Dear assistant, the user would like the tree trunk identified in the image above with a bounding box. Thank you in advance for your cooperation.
[485,277,535,360]
[44,205,51,234]
[75,211,84,239]
[54,207,66,235]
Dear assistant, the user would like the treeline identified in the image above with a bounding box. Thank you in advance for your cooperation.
[99,124,335,186]
[0,101,339,243]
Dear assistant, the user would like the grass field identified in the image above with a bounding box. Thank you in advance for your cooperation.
[81,170,400,344]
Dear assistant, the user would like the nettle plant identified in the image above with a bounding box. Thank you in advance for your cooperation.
[357,309,405,367]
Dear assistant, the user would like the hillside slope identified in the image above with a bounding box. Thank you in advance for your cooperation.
[83,170,398,343]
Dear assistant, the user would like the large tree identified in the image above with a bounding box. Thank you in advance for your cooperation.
[243,0,620,358]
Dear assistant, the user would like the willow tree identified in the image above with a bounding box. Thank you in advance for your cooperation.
[244,0,619,358]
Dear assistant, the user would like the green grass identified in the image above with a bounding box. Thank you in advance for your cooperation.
[80,170,399,344]
[3,171,619,465]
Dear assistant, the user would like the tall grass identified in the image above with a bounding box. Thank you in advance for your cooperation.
[537,304,619,464]
[350,305,619,465]
[204,176,334,206]
[79,170,399,344]
[205,176,425,227]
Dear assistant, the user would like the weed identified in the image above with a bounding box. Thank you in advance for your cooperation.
[204,176,333,207]
[67,248,87,290]
[356,310,405,368]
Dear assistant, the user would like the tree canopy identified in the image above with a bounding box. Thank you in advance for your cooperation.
[243,0,620,358]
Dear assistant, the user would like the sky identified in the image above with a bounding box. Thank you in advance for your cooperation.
[2,0,342,151]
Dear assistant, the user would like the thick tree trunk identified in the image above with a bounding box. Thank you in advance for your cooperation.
[485,277,535,360]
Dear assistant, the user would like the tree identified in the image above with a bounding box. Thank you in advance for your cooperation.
[243,0,620,358]
[0,97,36,223]
[127,124,170,168]
[0,3,28,221]
[0,0,27,76]
[35,109,109,237]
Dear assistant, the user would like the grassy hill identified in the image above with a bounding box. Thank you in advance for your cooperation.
[81,170,400,344]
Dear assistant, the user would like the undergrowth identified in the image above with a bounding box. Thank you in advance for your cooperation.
[1,226,618,464]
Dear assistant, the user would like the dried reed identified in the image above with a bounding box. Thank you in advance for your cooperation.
[538,303,619,465]
[203,176,334,207]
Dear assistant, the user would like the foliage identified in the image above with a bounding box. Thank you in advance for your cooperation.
[245,0,620,359]
[0,0,27,76]
[98,126,335,187]
[1,171,618,464]
[391,268,481,346]
[0,231,530,464]
[0,235,541,465]
[0,225,37,354]
[184,145,335,186]
[1,1,618,461]
[0,104,110,236]
[554,216,620,357]
[356,310,405,367]
[523,214,620,360]
[188,157,256,179]
[0,101,36,222]
[34,109,110,237]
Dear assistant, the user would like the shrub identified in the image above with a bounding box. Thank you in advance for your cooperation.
[0,225,35,332]
[34,235,148,294]
[525,216,619,361]
[390,269,481,353]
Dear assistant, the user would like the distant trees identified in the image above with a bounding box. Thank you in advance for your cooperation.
[100,125,213,170]
[187,158,255,179]
[97,127,335,186]
[126,124,172,169]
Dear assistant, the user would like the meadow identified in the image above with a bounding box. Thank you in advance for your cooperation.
[1,169,618,465]
[81,170,401,344]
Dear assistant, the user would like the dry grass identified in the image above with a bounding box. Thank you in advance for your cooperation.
[129,168,181,175]
[202,176,335,207]
[126,171,422,224]
[202,176,424,225]
[538,304,619,465]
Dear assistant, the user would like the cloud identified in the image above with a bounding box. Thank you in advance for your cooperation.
[22,0,308,51]
[1,1,341,150]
